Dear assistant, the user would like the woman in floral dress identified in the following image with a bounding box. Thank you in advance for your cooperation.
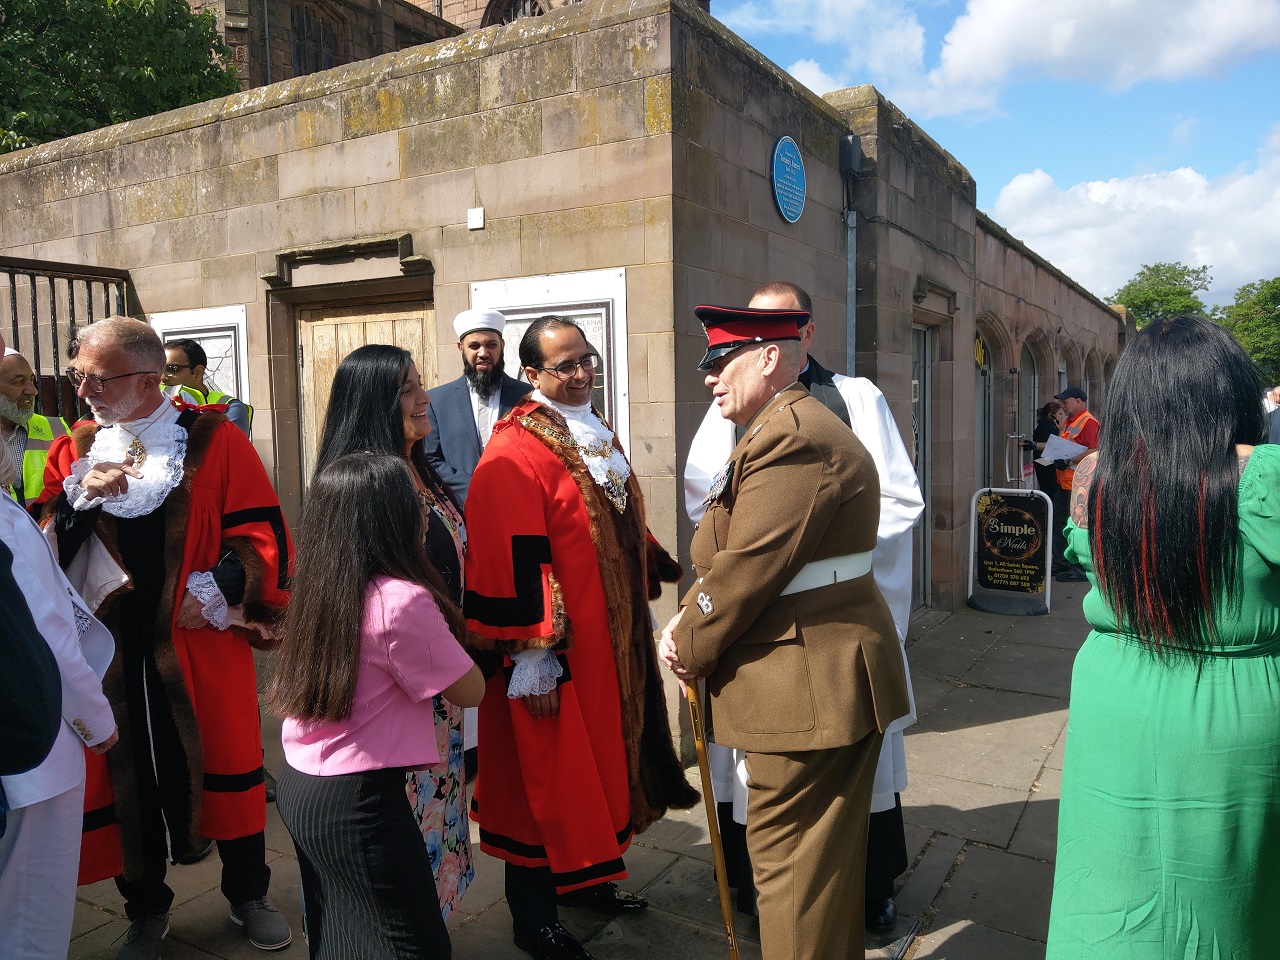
[312,344,474,919]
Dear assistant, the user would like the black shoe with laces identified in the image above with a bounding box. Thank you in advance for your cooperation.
[116,912,169,960]
[513,922,594,960]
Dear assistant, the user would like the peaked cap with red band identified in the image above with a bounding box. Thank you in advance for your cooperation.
[694,304,809,370]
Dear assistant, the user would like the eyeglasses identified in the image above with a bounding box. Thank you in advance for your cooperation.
[537,352,601,380]
[68,368,152,395]
[164,363,194,375]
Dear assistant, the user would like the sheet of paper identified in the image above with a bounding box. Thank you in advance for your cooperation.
[1037,434,1089,464]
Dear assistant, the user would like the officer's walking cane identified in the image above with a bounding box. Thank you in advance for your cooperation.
[687,680,741,960]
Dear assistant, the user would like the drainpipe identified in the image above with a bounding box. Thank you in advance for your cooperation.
[840,135,865,375]
[262,0,272,84]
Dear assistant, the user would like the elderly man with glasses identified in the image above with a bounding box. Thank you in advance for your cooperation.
[44,317,293,960]
[461,316,696,960]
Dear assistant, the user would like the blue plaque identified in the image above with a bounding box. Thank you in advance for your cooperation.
[771,136,806,224]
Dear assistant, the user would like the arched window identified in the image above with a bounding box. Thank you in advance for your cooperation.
[482,0,547,26]
[1019,343,1037,439]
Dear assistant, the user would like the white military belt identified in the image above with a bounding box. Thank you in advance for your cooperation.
[779,551,874,597]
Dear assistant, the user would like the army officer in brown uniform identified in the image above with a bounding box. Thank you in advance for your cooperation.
[659,304,910,960]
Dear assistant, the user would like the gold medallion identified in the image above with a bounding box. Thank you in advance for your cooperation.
[128,436,147,468]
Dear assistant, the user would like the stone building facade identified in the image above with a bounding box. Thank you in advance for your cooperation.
[0,0,1126,622]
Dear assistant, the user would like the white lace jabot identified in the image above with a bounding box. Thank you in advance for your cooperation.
[66,399,188,518]
[532,390,631,494]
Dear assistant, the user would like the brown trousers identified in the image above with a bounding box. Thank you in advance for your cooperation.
[745,731,884,960]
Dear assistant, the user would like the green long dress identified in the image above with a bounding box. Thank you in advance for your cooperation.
[1046,445,1280,960]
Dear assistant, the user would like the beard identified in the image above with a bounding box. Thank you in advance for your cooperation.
[0,393,33,427]
[464,351,504,399]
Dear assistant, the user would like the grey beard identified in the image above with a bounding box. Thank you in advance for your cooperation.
[464,361,503,399]
[0,393,33,428]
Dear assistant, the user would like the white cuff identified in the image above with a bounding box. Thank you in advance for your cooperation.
[507,648,563,699]
[185,571,230,631]
[65,460,110,511]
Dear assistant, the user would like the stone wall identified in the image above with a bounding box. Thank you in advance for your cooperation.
[664,6,851,572]
[0,0,680,527]
[828,85,979,612]
[975,213,1128,469]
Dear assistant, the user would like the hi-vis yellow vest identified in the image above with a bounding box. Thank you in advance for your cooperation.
[6,413,70,508]
[185,387,253,429]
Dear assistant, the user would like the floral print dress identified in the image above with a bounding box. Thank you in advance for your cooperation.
[405,465,473,920]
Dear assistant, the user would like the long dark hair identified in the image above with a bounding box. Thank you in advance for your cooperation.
[269,454,466,723]
[1089,315,1266,652]
[313,344,460,512]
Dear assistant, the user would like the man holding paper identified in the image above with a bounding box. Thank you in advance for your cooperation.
[1048,387,1098,582]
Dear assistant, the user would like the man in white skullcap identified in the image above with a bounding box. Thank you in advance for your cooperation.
[423,308,532,504]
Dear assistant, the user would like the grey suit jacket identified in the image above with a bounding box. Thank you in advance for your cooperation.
[423,372,531,503]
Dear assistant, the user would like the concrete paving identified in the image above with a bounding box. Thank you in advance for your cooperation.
[69,584,1091,960]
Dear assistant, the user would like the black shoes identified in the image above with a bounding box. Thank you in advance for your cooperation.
[513,923,594,960]
[1055,567,1088,582]
[557,881,648,913]
[866,896,897,934]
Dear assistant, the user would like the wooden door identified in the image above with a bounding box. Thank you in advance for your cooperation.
[296,300,435,487]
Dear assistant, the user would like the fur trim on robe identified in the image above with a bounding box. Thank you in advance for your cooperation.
[54,411,288,883]
[516,404,698,832]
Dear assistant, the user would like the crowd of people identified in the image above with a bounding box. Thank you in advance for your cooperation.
[1,293,1277,960]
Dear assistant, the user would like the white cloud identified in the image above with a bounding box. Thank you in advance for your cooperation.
[716,0,1280,118]
[787,58,845,95]
[991,126,1280,304]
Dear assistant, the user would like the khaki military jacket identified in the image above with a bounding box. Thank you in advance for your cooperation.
[673,384,910,754]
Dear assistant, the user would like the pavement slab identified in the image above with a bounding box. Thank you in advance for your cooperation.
[911,913,1047,960]
[1009,765,1062,863]
[934,845,1054,942]
[902,771,1029,847]
[963,641,1077,699]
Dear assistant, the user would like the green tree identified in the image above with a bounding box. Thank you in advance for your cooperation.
[0,0,239,154]
[1111,261,1212,328]
[1215,277,1280,381]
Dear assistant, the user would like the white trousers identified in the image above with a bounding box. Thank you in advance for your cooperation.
[0,780,86,960]
[710,728,908,822]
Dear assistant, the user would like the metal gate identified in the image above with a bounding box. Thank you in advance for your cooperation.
[1,256,132,420]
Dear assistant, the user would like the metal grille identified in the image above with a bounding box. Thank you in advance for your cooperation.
[1,256,131,420]
[488,0,547,26]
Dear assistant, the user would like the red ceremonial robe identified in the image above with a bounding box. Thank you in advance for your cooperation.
[463,401,695,893]
[46,409,291,884]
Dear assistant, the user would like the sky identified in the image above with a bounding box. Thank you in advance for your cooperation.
[715,0,1280,307]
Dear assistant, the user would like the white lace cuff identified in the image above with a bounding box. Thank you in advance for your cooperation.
[185,571,230,631]
[65,460,110,511]
[507,648,563,699]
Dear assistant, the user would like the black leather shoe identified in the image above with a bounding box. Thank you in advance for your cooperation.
[1055,568,1088,583]
[557,882,648,913]
[513,923,594,960]
[866,897,897,934]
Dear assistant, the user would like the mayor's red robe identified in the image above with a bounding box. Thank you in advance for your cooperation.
[46,408,291,884]
[463,401,696,893]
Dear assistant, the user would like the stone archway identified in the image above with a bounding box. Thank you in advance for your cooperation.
[975,312,1015,487]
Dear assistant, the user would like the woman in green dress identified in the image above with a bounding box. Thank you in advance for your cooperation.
[1046,315,1280,959]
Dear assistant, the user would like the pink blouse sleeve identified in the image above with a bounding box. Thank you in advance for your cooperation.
[381,581,475,702]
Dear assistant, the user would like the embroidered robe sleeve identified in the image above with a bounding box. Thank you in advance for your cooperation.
[462,436,565,655]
